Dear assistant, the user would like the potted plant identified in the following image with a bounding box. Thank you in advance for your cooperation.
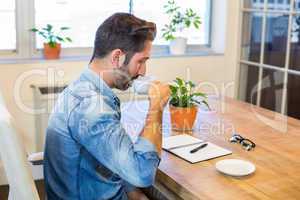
[161,0,201,55]
[169,77,210,131]
[30,24,72,59]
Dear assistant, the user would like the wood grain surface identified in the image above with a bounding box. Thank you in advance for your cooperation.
[121,97,300,200]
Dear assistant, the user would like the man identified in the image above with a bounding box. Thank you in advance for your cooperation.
[44,13,170,199]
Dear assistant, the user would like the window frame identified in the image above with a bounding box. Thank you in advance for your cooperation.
[0,0,213,60]
[238,0,300,115]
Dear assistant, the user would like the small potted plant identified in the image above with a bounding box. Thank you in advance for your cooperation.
[30,24,72,59]
[161,0,201,55]
[169,77,210,131]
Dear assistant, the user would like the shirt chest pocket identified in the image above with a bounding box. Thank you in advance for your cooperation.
[96,163,122,184]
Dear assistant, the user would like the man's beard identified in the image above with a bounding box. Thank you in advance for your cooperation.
[113,65,139,90]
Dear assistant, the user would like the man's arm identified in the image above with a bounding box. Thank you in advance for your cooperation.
[68,95,162,187]
[68,82,169,187]
[140,81,170,156]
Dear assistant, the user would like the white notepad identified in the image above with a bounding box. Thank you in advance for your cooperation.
[162,134,232,163]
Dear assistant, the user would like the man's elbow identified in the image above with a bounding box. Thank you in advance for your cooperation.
[129,173,156,188]
[121,152,160,187]
[126,165,157,187]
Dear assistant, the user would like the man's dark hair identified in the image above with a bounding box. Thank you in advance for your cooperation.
[90,13,156,64]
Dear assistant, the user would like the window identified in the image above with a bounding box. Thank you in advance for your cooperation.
[239,0,300,120]
[0,0,212,58]
[34,0,129,48]
[132,0,211,45]
[0,0,16,50]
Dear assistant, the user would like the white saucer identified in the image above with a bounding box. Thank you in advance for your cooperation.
[215,159,256,177]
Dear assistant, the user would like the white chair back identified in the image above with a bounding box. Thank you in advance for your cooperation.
[0,93,40,200]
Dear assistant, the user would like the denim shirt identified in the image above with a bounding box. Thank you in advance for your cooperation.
[44,68,160,200]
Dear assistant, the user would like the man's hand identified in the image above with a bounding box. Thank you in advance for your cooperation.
[148,81,170,111]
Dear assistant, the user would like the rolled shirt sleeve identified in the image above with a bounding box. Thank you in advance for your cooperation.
[68,94,160,187]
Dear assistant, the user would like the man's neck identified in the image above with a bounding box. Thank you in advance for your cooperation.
[89,59,115,88]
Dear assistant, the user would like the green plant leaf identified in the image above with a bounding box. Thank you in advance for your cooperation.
[179,86,188,95]
[192,92,207,98]
[37,31,47,39]
[170,97,179,107]
[170,77,209,108]
[167,35,175,41]
[162,0,202,42]
[169,85,178,95]
[180,95,189,107]
[42,27,49,32]
[187,81,195,88]
[60,27,70,30]
[175,77,184,87]
[65,37,72,42]
[185,19,191,28]
[46,24,53,31]
[161,23,176,41]
[191,98,210,110]
[56,36,64,42]
[191,99,201,105]
[30,24,72,45]
[30,28,39,32]
[201,100,211,110]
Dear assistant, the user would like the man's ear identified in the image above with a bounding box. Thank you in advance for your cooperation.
[111,49,125,68]
[118,54,125,67]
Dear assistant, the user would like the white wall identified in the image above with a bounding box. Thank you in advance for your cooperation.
[0,0,241,185]
[0,55,228,152]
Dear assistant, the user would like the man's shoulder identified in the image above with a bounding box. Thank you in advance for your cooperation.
[67,77,99,100]
[65,77,115,115]
[51,77,102,119]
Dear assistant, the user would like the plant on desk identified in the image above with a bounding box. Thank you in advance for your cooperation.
[169,77,210,131]
[30,24,72,59]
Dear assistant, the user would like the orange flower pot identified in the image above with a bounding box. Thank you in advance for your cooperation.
[169,105,198,131]
[43,43,61,59]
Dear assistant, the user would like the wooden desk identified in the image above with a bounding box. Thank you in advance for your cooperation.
[121,97,300,200]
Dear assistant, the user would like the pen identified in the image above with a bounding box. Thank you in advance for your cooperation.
[190,143,208,153]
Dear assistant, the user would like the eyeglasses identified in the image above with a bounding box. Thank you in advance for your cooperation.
[229,134,256,151]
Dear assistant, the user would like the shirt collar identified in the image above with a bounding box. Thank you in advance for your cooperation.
[81,67,120,105]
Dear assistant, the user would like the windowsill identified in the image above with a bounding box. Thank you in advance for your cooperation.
[0,51,223,65]
[152,51,223,58]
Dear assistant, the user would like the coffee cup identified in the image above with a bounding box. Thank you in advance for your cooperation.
[132,76,156,95]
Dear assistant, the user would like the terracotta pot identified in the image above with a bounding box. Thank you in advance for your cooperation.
[169,105,198,131]
[43,43,61,59]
